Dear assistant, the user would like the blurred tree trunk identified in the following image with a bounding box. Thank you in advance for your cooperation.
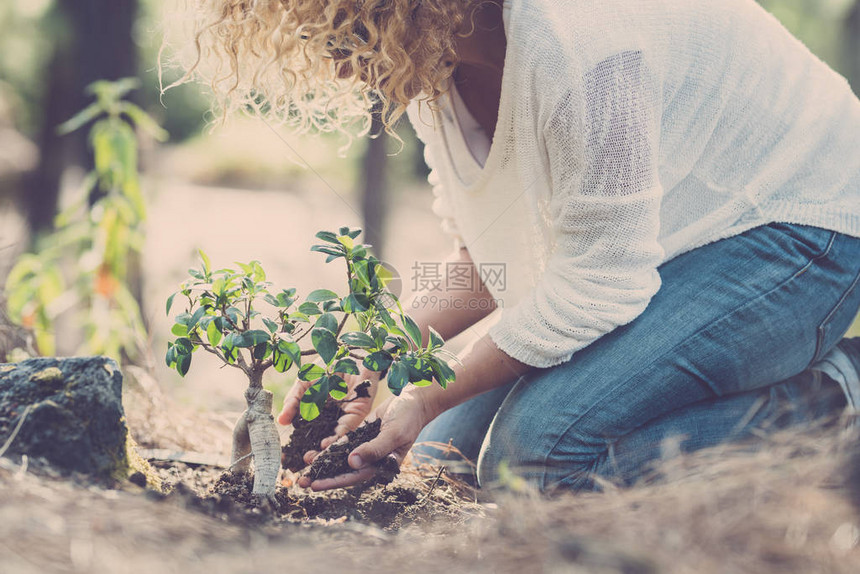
[846,0,860,95]
[360,106,388,258]
[24,0,139,235]
[24,0,146,345]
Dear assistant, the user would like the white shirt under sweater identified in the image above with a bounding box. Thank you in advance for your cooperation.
[406,0,860,369]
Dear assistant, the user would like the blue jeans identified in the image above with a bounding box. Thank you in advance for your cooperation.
[414,223,860,492]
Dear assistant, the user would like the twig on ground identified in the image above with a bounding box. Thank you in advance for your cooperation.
[227,451,253,471]
[418,466,446,506]
[0,405,32,459]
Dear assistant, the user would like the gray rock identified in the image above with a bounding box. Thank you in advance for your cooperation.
[0,356,128,477]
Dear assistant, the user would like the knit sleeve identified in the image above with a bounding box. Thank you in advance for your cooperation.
[488,50,665,368]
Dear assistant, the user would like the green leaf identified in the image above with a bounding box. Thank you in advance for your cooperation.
[315,231,339,244]
[310,245,343,258]
[273,351,290,373]
[299,401,320,421]
[386,361,409,395]
[174,337,194,354]
[165,344,176,368]
[166,292,177,316]
[276,291,296,308]
[353,259,370,287]
[225,307,241,326]
[333,358,359,375]
[187,307,207,332]
[370,325,388,349]
[298,302,321,316]
[221,333,237,363]
[300,378,331,420]
[402,314,422,347]
[253,342,270,360]
[403,355,434,385]
[328,374,348,400]
[235,329,270,348]
[171,323,188,337]
[198,249,212,276]
[278,339,302,363]
[386,335,410,353]
[263,318,278,334]
[341,293,370,313]
[119,101,169,141]
[337,235,354,250]
[176,352,192,377]
[428,326,444,349]
[363,350,393,372]
[57,102,102,135]
[311,328,339,365]
[298,363,325,381]
[206,319,222,346]
[429,357,456,389]
[315,313,338,333]
[340,331,375,348]
[272,338,300,372]
[306,289,339,303]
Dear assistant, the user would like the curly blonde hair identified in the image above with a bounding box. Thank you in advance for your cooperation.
[166,0,478,139]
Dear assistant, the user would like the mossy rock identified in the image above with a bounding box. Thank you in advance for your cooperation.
[0,356,158,488]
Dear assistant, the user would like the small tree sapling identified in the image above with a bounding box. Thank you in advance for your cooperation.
[166,228,457,500]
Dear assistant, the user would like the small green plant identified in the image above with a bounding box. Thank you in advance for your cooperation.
[4,78,167,360]
[165,227,456,498]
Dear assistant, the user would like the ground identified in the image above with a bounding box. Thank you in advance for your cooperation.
[1,401,859,573]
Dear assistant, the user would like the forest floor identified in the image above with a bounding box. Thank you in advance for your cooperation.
[1,393,859,574]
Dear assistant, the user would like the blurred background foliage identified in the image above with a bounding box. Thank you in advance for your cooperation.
[0,0,857,408]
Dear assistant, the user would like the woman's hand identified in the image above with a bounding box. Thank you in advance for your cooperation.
[297,388,437,491]
[277,367,381,457]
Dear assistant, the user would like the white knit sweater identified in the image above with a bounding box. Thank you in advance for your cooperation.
[406,0,860,368]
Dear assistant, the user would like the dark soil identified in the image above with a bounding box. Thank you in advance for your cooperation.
[151,461,462,530]
[306,419,399,485]
[281,399,343,471]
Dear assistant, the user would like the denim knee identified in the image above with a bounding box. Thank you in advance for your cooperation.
[476,409,611,492]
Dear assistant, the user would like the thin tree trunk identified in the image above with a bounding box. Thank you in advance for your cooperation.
[360,106,388,258]
[230,377,281,499]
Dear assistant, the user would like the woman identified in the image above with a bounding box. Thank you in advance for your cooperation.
[188,0,860,492]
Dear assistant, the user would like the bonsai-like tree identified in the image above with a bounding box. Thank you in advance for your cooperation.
[165,228,456,500]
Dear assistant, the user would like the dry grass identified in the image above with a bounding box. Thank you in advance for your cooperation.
[1,418,858,574]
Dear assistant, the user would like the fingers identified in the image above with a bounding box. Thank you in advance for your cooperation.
[277,379,312,425]
[302,449,319,466]
[320,435,338,450]
[348,430,400,470]
[308,466,378,491]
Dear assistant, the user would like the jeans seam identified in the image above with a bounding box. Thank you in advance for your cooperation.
[541,237,835,487]
[790,230,837,280]
[812,261,860,364]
